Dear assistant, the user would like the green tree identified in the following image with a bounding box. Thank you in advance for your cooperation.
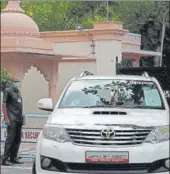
[120,58,135,68]
[0,68,12,92]
[80,1,121,28]
[115,1,155,32]
[21,0,84,31]
[1,1,169,67]
[0,1,7,12]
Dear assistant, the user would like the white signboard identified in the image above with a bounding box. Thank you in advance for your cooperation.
[1,128,42,143]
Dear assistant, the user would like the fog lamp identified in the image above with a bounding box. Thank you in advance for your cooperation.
[42,158,51,168]
[165,159,170,169]
[150,135,158,142]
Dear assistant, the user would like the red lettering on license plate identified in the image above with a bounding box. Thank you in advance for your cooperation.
[86,158,128,163]
[85,152,129,163]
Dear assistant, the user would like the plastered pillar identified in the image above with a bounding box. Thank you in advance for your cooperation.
[92,22,128,76]
[48,82,57,104]
[47,61,59,105]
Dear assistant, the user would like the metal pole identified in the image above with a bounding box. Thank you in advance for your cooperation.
[160,10,169,67]
[106,0,109,21]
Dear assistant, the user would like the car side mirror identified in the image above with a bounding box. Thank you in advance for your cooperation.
[37,98,53,112]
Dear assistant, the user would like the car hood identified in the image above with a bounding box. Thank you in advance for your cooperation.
[48,108,169,127]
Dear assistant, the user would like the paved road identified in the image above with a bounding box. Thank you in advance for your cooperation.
[2,168,31,174]
[1,158,33,174]
[1,143,35,174]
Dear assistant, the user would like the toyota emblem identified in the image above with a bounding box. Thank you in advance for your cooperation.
[101,127,116,139]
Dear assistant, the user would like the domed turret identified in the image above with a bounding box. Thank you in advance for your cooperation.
[1,0,54,55]
[1,1,39,37]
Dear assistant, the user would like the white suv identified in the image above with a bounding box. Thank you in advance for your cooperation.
[33,72,169,174]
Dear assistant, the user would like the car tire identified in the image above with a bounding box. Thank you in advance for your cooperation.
[32,159,36,174]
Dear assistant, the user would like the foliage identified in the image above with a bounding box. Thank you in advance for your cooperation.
[163,27,170,66]
[20,0,83,31]
[137,2,169,51]
[140,57,155,67]
[0,1,7,12]
[0,68,12,92]
[119,58,135,68]
[81,80,154,106]
[115,1,155,32]
[1,1,169,67]
[18,1,122,31]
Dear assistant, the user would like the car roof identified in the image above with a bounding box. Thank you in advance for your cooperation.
[75,75,155,81]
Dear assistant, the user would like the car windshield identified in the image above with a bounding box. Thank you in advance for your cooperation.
[59,79,165,109]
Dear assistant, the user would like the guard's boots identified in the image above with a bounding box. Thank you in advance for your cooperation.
[10,157,24,164]
[1,159,13,166]
[2,144,13,166]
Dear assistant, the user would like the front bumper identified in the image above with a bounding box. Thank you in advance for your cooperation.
[36,171,169,174]
[35,136,169,174]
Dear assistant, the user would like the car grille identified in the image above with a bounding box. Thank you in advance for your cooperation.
[65,126,152,146]
[66,163,149,173]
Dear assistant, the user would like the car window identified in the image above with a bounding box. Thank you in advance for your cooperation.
[59,79,165,109]
[143,87,162,107]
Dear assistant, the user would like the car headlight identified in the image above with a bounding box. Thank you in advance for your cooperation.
[145,126,169,143]
[43,125,70,143]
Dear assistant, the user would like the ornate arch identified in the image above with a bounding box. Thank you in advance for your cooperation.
[23,66,47,81]
[21,59,58,102]
[22,60,53,82]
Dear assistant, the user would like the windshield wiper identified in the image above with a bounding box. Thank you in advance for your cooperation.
[119,105,164,109]
[136,106,164,109]
[60,105,115,108]
[83,105,115,108]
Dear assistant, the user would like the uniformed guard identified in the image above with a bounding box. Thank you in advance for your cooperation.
[2,77,24,166]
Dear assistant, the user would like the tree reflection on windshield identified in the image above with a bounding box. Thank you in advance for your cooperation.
[59,79,164,109]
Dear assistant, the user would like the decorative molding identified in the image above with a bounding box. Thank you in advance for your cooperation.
[122,49,161,57]
[2,1,25,14]
[1,31,39,37]
[122,41,141,46]
[93,21,123,30]
[122,44,140,50]
[1,36,54,54]
[1,46,53,51]
[41,29,128,43]
[60,58,96,62]
[123,33,141,45]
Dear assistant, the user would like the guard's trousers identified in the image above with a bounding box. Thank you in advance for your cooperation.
[2,122,22,162]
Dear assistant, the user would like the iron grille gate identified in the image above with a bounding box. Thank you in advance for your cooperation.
[116,67,170,106]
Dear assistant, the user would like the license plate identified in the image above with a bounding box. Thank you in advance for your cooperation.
[85,151,129,163]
